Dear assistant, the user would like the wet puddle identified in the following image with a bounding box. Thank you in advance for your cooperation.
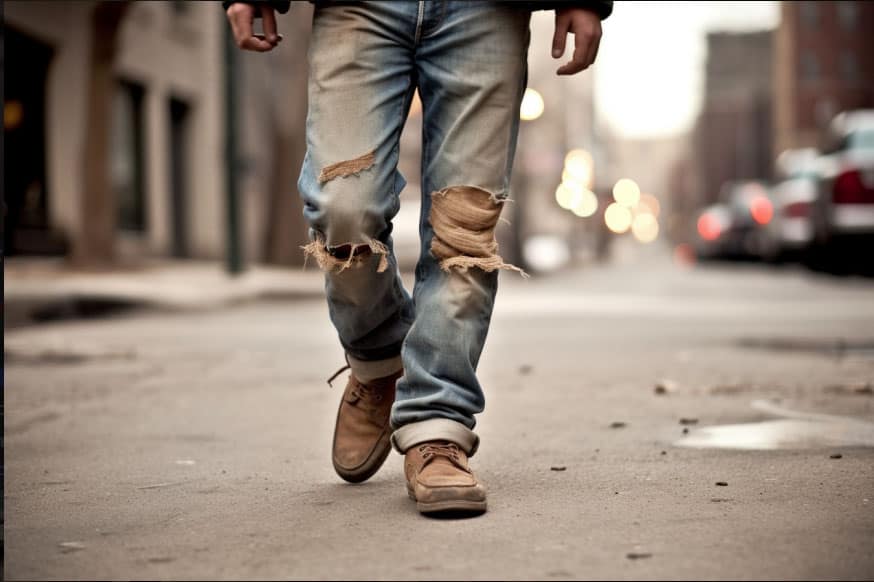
[674,399,874,450]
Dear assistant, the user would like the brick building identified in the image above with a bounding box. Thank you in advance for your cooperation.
[693,30,774,207]
[773,1,874,158]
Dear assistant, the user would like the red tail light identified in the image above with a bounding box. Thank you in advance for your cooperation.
[833,170,874,204]
[783,201,810,218]
[750,195,773,225]
[697,213,722,241]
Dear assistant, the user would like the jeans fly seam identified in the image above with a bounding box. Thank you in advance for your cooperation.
[414,1,425,46]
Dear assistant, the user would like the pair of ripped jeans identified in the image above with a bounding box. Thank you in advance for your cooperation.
[298,1,531,455]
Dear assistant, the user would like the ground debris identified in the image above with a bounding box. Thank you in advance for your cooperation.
[626,552,652,560]
[715,481,728,486]
[59,541,86,553]
[610,421,627,429]
[679,418,699,425]
[550,466,567,472]
[137,481,188,490]
[710,498,732,503]
[830,453,843,459]
[654,379,678,395]
[708,382,755,395]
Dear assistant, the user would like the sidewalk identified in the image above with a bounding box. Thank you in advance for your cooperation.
[4,258,326,328]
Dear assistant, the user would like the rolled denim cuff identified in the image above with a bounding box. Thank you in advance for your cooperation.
[391,418,480,456]
[346,354,403,383]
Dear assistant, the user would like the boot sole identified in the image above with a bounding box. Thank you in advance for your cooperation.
[406,486,487,514]
[332,432,392,484]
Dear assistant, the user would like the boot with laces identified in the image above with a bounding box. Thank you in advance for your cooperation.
[404,440,487,514]
[329,365,403,483]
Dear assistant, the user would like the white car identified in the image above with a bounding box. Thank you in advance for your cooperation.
[758,148,819,262]
[813,110,874,247]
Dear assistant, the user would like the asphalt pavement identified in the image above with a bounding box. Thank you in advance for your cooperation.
[4,253,874,580]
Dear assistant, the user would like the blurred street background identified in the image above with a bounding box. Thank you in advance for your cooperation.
[3,0,874,579]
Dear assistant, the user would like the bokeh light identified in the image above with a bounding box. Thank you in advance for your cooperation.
[750,195,773,225]
[519,88,545,121]
[673,243,697,268]
[564,149,593,187]
[571,189,599,218]
[4,101,23,130]
[555,183,574,209]
[697,213,722,241]
[612,178,641,207]
[604,202,633,234]
[631,212,659,243]
[637,193,661,217]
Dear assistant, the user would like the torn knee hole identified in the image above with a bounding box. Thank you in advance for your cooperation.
[302,236,389,273]
[429,185,527,276]
[318,150,376,184]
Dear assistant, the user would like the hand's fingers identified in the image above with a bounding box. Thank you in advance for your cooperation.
[552,11,571,58]
[260,4,279,44]
[228,5,273,51]
[584,22,602,68]
[227,6,246,45]
[556,29,590,75]
[229,5,254,46]
[241,37,275,51]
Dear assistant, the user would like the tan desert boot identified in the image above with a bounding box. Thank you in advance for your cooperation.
[331,367,403,483]
[404,440,487,514]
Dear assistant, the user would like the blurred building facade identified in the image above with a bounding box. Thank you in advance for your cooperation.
[4,1,310,266]
[773,0,874,158]
[693,30,774,208]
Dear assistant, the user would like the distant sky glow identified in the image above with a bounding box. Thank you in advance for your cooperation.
[594,1,779,138]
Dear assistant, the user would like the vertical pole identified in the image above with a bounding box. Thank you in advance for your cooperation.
[223,17,243,275]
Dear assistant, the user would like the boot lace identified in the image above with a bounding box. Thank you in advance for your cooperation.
[418,442,469,472]
[327,364,386,405]
[326,364,350,388]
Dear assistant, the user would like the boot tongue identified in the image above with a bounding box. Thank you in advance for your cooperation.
[420,442,466,469]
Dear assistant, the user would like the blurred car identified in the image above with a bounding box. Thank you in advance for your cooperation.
[812,110,874,252]
[695,180,772,260]
[756,148,820,262]
[694,203,734,259]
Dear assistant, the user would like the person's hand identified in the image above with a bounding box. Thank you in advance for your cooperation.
[552,7,602,75]
[226,2,281,52]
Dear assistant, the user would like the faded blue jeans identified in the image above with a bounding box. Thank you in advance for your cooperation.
[298,1,530,455]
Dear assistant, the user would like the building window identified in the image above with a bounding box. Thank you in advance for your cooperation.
[111,80,147,232]
[837,1,858,30]
[168,97,191,258]
[800,1,818,28]
[800,52,819,82]
[840,51,859,82]
[170,1,189,16]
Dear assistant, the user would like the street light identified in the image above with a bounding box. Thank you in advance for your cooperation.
[631,212,659,243]
[571,189,599,217]
[564,149,594,188]
[604,202,632,234]
[613,178,641,208]
[519,88,544,121]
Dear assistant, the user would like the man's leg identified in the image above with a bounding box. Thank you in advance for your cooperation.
[299,2,419,482]
[390,1,531,512]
